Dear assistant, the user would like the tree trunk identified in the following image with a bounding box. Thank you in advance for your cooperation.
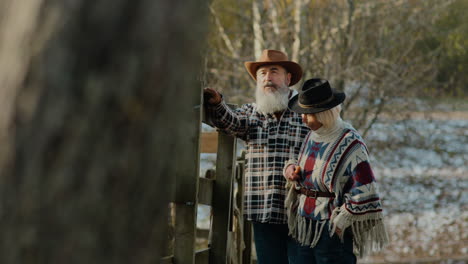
[0,0,207,263]
[252,0,264,60]
[291,0,303,63]
[268,0,285,52]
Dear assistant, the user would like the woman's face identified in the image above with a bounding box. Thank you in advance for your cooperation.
[302,113,323,130]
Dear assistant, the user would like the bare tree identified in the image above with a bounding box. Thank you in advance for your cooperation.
[0,0,207,263]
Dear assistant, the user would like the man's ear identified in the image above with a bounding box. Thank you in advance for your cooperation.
[286,73,292,86]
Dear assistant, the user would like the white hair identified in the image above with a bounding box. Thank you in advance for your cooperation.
[255,85,290,114]
[315,105,342,128]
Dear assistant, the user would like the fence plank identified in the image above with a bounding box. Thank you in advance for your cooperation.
[195,248,210,264]
[161,255,173,264]
[209,132,236,263]
[198,177,213,205]
[197,228,210,239]
[201,132,218,153]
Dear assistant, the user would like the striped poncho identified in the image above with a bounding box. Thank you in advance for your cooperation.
[284,119,388,256]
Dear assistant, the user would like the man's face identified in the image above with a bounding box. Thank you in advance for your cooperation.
[256,65,291,94]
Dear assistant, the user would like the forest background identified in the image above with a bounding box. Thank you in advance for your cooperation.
[0,0,466,263]
[205,0,467,121]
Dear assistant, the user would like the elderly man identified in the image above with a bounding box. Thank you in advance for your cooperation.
[203,49,310,264]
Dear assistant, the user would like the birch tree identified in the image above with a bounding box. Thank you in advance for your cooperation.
[252,0,265,60]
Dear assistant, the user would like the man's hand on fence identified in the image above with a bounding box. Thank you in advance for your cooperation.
[203,88,222,106]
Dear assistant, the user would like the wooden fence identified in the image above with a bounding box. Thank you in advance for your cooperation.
[161,112,253,263]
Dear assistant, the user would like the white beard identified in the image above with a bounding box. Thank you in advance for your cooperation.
[255,87,289,115]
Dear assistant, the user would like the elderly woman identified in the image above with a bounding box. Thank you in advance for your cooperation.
[283,78,388,263]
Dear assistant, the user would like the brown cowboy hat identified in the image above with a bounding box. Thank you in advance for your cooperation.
[288,78,346,114]
[244,49,303,86]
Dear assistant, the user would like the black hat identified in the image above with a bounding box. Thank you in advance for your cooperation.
[288,78,345,114]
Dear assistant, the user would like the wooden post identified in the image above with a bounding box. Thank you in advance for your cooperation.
[243,222,253,264]
[232,164,242,264]
[235,151,253,264]
[209,132,236,263]
[173,91,203,264]
[236,152,253,264]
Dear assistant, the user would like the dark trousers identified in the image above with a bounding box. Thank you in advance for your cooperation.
[292,221,357,264]
[252,222,297,264]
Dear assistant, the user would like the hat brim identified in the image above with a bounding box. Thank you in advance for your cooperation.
[244,61,303,86]
[288,92,346,114]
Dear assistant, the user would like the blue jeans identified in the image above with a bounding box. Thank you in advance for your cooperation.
[252,222,298,264]
[292,220,357,264]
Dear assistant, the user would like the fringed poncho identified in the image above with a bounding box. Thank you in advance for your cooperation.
[284,119,388,256]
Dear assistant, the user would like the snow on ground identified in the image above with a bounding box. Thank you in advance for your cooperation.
[361,117,468,262]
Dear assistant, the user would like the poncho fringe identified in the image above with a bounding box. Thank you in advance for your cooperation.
[285,181,389,256]
[330,206,389,256]
[286,183,328,248]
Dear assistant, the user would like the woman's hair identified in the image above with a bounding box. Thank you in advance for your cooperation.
[315,104,342,129]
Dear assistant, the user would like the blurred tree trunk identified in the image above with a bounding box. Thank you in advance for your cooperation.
[0,0,42,169]
[0,0,207,263]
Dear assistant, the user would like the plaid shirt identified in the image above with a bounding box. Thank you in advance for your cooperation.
[206,99,310,224]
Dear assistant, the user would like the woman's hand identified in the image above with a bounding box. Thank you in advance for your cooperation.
[285,164,301,181]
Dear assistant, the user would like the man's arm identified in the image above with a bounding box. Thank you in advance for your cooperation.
[203,88,250,138]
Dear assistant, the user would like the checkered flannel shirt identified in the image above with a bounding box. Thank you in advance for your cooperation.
[206,99,310,224]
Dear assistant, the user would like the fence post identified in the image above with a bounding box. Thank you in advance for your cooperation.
[237,152,253,264]
[172,94,203,264]
[209,132,236,263]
